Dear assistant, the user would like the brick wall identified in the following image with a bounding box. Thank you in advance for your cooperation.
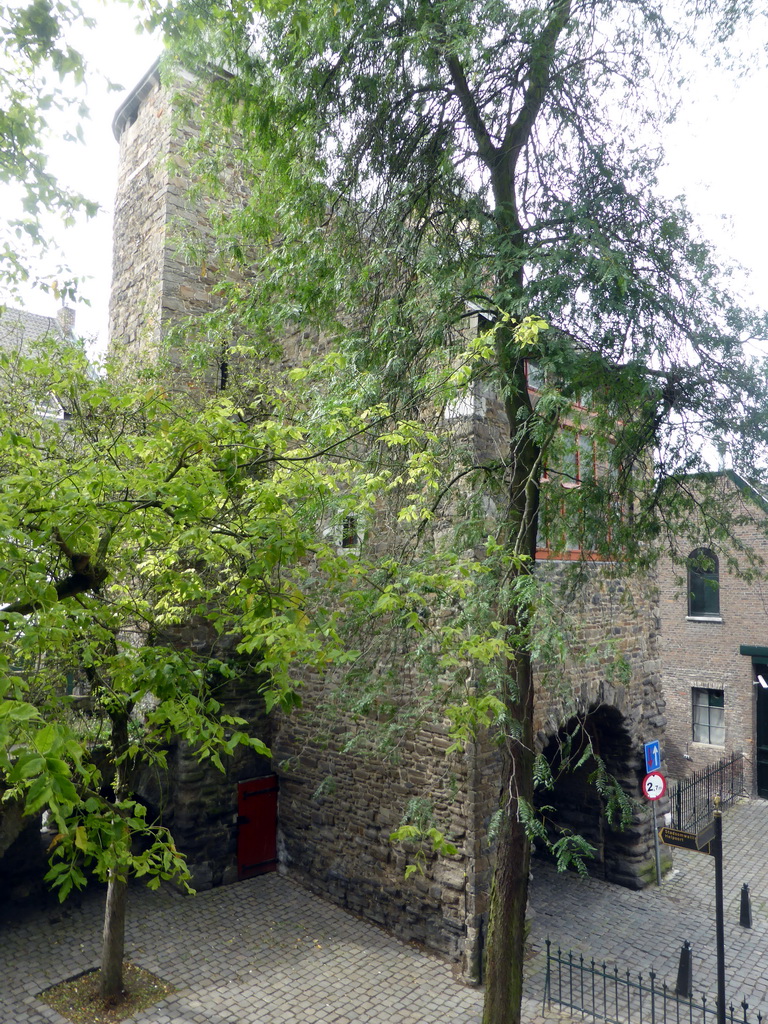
[657,476,768,793]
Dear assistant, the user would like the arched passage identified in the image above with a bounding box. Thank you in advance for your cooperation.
[534,704,658,889]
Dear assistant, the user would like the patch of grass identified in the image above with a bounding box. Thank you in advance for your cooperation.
[38,961,174,1024]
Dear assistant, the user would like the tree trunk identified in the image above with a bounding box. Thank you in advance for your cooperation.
[99,708,131,1001]
[99,871,127,1000]
[482,341,541,1024]
[482,655,535,1024]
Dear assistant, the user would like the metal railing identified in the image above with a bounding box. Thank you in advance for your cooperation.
[669,753,745,832]
[543,941,765,1024]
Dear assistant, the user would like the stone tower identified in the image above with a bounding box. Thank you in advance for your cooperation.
[108,61,670,980]
[110,59,224,362]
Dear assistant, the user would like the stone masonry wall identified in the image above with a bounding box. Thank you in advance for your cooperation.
[532,562,669,888]
[454,370,669,886]
[134,672,273,890]
[269,556,666,975]
[110,64,171,359]
[109,64,670,974]
[110,63,243,365]
[271,683,502,982]
[532,563,664,747]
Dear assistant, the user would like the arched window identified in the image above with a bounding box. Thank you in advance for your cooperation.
[688,547,720,617]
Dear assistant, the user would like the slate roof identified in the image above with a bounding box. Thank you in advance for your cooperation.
[0,306,76,419]
[0,306,75,357]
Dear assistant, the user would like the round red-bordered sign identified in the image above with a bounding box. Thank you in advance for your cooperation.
[642,771,667,800]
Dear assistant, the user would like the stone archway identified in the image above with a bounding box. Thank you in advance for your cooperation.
[534,704,662,889]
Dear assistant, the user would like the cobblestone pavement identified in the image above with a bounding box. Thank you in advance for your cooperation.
[1,874,485,1024]
[525,797,768,1017]
[3,798,768,1023]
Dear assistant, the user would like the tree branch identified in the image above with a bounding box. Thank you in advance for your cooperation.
[444,53,499,167]
[1,524,116,617]
[500,0,572,172]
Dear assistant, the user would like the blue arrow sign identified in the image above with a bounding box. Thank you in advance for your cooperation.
[644,740,661,773]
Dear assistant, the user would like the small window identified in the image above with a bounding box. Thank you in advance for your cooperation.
[578,433,595,481]
[340,514,359,549]
[546,432,578,487]
[692,688,725,745]
[688,547,720,617]
[546,432,597,489]
[525,359,545,390]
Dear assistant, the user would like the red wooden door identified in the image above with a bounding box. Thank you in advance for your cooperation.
[237,775,278,880]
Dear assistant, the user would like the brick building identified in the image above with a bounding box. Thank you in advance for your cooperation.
[106,59,670,978]
[658,471,768,797]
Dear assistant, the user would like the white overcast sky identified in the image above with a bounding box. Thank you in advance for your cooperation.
[7,5,768,357]
[6,3,163,352]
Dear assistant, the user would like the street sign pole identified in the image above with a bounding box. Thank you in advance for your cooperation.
[641,767,666,886]
[652,800,662,886]
[713,805,725,1024]
[657,802,726,1023]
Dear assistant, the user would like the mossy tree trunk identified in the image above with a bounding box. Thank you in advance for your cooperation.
[482,650,536,1024]
[481,339,542,1022]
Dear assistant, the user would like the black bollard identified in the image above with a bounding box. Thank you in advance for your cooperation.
[740,883,753,928]
[676,940,693,998]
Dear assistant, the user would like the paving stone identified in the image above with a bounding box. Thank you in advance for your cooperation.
[6,798,768,1024]
[0,871,484,1024]
[526,797,768,1020]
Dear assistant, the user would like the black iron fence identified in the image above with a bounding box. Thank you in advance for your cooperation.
[544,940,765,1024]
[669,753,745,832]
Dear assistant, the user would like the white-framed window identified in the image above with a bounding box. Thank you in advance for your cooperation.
[692,687,725,745]
[340,514,359,549]
[324,510,364,554]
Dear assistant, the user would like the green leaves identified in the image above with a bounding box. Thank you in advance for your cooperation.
[0,699,40,723]
[1,327,518,909]
[389,822,459,879]
[0,0,96,295]
[446,694,507,753]
[43,797,194,900]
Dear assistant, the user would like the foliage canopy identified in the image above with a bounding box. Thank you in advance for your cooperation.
[137,1,768,1021]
